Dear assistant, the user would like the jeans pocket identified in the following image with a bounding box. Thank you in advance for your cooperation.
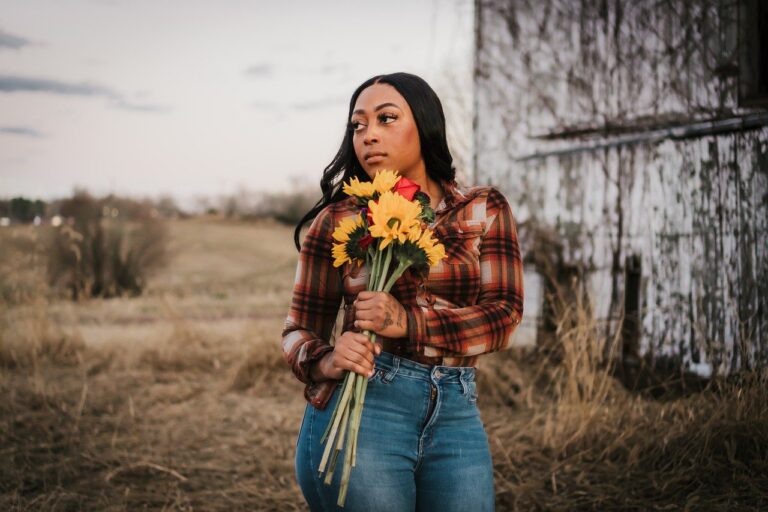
[367,365,388,384]
[368,364,392,385]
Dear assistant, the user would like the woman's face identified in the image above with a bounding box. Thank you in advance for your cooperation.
[350,82,424,180]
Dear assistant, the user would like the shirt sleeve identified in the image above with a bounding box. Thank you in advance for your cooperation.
[405,188,524,356]
[281,207,342,408]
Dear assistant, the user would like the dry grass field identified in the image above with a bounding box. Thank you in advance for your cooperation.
[1,218,766,511]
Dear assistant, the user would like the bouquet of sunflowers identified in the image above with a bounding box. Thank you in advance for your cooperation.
[319,170,446,507]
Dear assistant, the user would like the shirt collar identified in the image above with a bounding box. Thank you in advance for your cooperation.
[436,178,470,213]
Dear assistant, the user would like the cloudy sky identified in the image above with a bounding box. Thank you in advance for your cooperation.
[0,0,473,207]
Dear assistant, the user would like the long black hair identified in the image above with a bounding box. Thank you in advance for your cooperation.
[293,72,456,251]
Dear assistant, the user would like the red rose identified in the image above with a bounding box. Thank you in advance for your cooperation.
[363,205,374,226]
[358,234,374,250]
[393,176,420,201]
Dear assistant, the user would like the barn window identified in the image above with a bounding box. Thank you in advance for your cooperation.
[739,0,768,107]
[621,254,642,364]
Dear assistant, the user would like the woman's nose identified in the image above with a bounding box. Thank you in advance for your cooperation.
[364,125,379,145]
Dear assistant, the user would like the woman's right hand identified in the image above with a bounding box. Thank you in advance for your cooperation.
[320,331,381,381]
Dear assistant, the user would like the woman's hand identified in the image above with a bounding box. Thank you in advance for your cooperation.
[354,291,408,339]
[315,331,382,381]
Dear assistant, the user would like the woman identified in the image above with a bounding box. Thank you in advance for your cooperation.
[282,72,523,511]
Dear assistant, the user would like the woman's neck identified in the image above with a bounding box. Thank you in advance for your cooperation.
[404,169,445,211]
[425,178,445,211]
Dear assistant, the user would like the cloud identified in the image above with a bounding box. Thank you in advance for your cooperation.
[0,74,168,112]
[243,61,350,84]
[0,28,31,50]
[0,126,44,137]
[0,74,113,96]
[112,98,170,113]
[244,63,273,77]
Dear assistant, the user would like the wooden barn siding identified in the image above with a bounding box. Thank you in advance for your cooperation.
[473,0,768,374]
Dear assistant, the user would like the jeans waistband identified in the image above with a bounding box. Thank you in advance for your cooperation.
[375,351,476,383]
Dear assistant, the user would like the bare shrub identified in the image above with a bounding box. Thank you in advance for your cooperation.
[253,188,320,226]
[47,190,169,300]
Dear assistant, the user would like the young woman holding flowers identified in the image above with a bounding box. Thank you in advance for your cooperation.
[282,72,524,511]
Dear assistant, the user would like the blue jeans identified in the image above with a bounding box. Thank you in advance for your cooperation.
[295,351,495,511]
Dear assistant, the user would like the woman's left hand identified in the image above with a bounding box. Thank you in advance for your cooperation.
[354,291,408,338]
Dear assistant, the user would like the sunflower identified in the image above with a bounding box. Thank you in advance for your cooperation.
[342,177,376,200]
[371,169,401,195]
[416,228,446,266]
[397,225,446,267]
[367,191,422,250]
[331,214,368,267]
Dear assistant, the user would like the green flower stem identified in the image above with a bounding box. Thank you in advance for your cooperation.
[318,370,355,476]
[320,370,352,444]
[338,372,365,506]
[323,397,351,485]
[319,240,400,508]
[377,243,393,292]
[351,378,369,468]
[335,398,351,449]
[369,250,377,287]
[381,260,411,293]
[370,245,383,289]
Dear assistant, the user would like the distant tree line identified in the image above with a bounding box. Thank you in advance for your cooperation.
[0,191,185,225]
[202,186,320,226]
[3,186,322,302]
[3,187,319,227]
[0,197,48,223]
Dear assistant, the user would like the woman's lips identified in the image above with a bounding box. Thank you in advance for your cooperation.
[364,151,387,164]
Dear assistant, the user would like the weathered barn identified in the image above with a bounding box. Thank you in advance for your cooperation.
[472,0,767,376]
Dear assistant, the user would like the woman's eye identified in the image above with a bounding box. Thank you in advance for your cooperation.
[350,121,365,131]
[378,113,397,123]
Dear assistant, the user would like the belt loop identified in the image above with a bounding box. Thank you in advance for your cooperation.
[459,368,469,395]
[383,355,400,383]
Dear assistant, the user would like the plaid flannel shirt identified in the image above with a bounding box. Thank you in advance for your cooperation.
[281,180,524,410]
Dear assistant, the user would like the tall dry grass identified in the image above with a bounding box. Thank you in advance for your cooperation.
[0,302,305,511]
[0,225,48,307]
[482,282,768,511]
[1,218,766,510]
[1,219,305,510]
